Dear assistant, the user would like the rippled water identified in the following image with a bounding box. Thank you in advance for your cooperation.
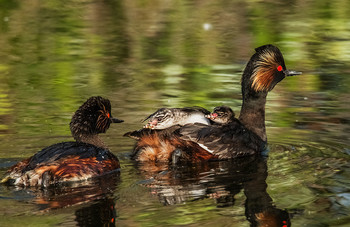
[0,0,350,226]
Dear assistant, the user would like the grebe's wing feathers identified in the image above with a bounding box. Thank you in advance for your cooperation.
[23,142,116,172]
[177,121,266,159]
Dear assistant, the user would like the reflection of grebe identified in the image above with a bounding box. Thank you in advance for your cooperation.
[2,172,120,225]
[30,171,120,211]
[1,96,123,187]
[137,155,291,226]
[125,45,301,163]
[75,198,117,227]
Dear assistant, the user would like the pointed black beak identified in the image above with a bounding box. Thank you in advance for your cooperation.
[284,70,302,77]
[111,118,124,123]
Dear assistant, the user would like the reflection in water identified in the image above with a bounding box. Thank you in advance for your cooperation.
[136,155,291,227]
[75,198,116,227]
[2,172,120,226]
[0,0,349,226]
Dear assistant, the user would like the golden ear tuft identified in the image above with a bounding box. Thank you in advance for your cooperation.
[251,67,276,92]
[251,49,280,92]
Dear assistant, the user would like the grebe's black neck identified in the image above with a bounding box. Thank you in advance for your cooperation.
[239,90,268,142]
[73,133,107,149]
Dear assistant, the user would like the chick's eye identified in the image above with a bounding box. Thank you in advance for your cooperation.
[107,113,110,118]
[277,65,283,72]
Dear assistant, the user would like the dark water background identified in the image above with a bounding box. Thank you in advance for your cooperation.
[0,0,350,226]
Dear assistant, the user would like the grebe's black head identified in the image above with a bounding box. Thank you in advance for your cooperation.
[206,106,235,124]
[70,96,123,140]
[241,44,301,94]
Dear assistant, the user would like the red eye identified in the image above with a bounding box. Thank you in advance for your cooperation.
[277,65,283,71]
[107,113,110,118]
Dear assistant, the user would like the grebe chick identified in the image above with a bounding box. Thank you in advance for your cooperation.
[126,44,301,162]
[143,107,211,129]
[1,96,123,187]
[205,106,235,124]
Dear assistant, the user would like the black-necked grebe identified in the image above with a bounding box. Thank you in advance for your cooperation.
[125,44,301,162]
[1,96,123,187]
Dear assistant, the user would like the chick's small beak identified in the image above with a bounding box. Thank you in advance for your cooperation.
[284,69,302,77]
[206,113,218,120]
[111,118,124,123]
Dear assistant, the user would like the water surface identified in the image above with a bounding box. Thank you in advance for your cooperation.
[0,0,350,226]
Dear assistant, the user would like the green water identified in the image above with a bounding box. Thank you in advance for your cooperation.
[0,0,350,226]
